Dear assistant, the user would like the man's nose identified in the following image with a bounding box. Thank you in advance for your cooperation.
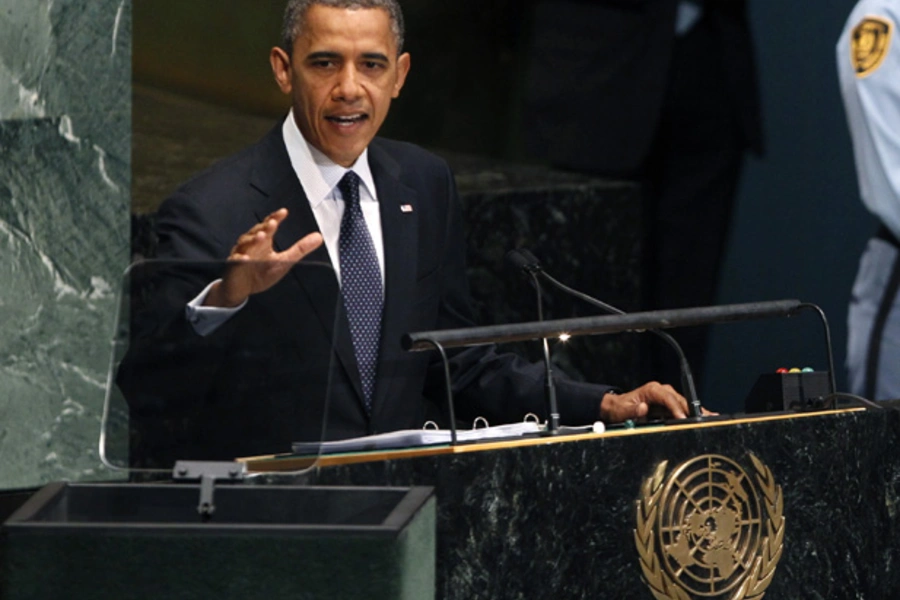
[334,65,363,101]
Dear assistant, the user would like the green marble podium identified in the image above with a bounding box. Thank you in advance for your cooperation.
[2,483,436,600]
[244,406,900,600]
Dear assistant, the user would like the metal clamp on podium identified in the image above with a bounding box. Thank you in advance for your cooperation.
[171,460,248,518]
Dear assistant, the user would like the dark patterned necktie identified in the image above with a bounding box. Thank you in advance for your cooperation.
[337,171,383,411]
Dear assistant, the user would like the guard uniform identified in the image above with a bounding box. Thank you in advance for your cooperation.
[838,0,900,399]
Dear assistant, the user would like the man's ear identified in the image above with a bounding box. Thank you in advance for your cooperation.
[270,47,293,94]
[392,52,411,99]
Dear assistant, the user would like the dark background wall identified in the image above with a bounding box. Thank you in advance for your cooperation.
[132,0,871,413]
[131,0,527,161]
[703,0,871,410]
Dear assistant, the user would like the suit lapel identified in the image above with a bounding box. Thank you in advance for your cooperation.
[248,128,364,405]
[368,142,419,417]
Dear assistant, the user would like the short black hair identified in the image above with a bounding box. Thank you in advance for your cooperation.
[281,0,405,55]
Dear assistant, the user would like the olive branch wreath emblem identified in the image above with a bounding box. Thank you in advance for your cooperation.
[634,454,784,600]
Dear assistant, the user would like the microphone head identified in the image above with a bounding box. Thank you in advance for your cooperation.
[505,248,538,273]
[519,248,541,266]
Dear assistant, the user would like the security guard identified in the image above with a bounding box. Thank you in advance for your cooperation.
[838,0,900,400]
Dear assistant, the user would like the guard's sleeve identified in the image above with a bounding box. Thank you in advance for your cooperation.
[838,7,900,239]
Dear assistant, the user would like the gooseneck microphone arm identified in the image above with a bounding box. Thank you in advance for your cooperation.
[507,249,702,418]
[796,302,837,395]
[522,262,561,434]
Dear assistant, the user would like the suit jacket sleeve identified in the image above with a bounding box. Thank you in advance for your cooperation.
[115,186,240,418]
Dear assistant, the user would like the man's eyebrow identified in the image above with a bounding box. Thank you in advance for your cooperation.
[305,51,342,61]
[361,52,390,62]
[304,51,390,62]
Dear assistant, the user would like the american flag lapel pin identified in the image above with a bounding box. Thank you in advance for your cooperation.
[400,204,414,213]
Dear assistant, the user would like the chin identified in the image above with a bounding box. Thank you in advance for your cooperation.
[329,144,367,165]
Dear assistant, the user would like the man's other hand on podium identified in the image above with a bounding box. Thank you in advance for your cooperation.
[600,383,691,423]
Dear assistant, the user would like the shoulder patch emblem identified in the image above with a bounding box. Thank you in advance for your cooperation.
[851,16,893,78]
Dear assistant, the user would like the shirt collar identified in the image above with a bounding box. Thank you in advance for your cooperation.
[281,111,378,208]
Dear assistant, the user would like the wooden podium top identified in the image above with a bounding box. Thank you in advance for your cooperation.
[239,407,864,473]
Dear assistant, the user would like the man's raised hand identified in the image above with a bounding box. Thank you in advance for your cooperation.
[204,208,323,308]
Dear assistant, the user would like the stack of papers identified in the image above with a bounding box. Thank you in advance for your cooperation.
[292,421,545,455]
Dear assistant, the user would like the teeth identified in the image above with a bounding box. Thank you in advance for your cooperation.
[330,114,365,123]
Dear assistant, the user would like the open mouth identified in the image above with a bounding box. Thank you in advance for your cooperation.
[326,114,369,126]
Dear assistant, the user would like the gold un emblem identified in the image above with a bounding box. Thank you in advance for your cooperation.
[635,454,784,599]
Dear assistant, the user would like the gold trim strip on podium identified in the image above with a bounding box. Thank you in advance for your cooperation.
[237,408,865,472]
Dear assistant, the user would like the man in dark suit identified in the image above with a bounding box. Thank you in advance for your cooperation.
[118,0,691,464]
[524,0,762,390]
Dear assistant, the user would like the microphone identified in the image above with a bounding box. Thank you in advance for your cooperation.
[511,250,561,434]
[505,248,702,419]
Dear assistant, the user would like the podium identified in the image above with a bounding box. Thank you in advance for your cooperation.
[14,256,884,598]
[0,259,440,600]
[2,483,435,600]
[243,407,900,600]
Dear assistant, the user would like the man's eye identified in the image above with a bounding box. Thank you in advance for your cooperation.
[362,61,385,70]
[311,60,336,68]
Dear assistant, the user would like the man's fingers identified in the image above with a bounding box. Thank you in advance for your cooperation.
[235,229,268,251]
[605,381,709,423]
[283,232,324,262]
[297,232,324,256]
[634,381,688,420]
[235,210,287,248]
[667,394,688,419]
[267,208,289,224]
[668,389,689,419]
[633,401,649,418]
[653,384,687,419]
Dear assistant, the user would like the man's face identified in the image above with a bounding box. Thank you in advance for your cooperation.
[271,5,410,167]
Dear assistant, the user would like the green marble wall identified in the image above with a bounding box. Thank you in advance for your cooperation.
[0,0,131,489]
